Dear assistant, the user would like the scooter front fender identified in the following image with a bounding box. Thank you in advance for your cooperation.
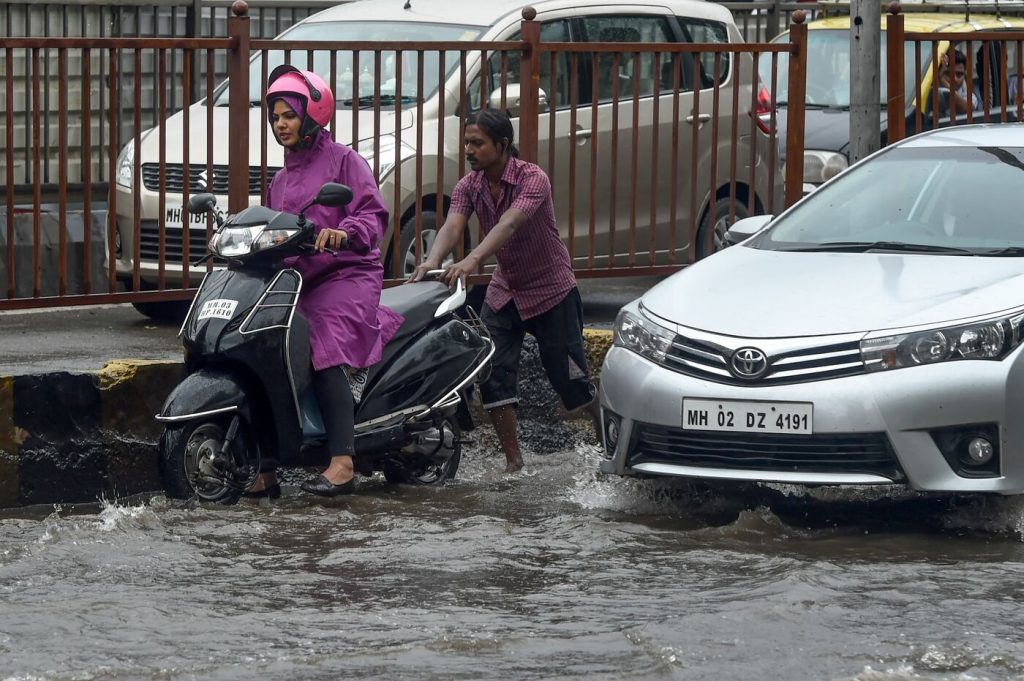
[156,369,252,424]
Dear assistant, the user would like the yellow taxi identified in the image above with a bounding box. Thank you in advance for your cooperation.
[764,11,1024,193]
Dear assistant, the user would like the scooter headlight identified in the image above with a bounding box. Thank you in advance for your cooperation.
[252,228,299,251]
[209,224,268,258]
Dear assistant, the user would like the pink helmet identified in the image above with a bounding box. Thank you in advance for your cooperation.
[266,64,335,142]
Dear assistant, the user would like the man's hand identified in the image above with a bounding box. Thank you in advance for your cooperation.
[408,258,441,283]
[442,254,480,289]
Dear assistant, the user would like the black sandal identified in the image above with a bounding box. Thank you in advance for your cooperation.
[242,483,282,499]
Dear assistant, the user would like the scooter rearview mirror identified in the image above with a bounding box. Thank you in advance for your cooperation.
[188,192,217,215]
[313,183,354,208]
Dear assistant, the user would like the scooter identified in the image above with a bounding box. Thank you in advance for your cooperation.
[155,182,493,503]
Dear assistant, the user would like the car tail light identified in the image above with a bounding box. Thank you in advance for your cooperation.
[751,83,774,134]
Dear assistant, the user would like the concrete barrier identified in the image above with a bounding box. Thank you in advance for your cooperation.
[0,329,614,508]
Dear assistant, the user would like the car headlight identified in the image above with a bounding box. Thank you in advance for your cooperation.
[803,150,847,185]
[861,312,1024,372]
[116,140,135,188]
[613,307,675,363]
[356,134,415,181]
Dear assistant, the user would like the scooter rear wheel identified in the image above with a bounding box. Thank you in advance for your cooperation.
[159,418,257,504]
[383,418,461,485]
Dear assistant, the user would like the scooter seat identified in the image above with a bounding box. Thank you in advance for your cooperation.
[380,281,452,338]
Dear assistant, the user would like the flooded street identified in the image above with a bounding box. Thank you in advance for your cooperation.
[4,425,1024,681]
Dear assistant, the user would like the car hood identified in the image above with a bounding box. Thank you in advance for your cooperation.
[137,104,415,165]
[641,246,1024,337]
[775,107,890,161]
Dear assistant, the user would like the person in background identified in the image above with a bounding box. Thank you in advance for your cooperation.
[936,48,982,116]
[409,109,600,474]
[246,64,402,498]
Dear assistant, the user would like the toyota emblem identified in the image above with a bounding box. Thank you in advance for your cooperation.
[730,347,769,379]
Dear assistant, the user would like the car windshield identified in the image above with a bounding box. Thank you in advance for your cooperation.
[763,29,932,107]
[752,145,1024,254]
[213,21,485,107]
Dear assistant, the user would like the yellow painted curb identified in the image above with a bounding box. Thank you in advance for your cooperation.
[0,376,19,507]
[583,328,614,378]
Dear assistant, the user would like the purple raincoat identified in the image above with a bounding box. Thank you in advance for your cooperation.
[267,129,403,371]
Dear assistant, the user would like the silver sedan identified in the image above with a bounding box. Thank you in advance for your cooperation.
[599,124,1024,494]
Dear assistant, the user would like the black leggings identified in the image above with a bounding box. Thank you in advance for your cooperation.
[312,365,355,457]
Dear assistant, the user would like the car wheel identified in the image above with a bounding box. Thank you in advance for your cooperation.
[696,197,750,260]
[131,300,191,324]
[386,210,471,279]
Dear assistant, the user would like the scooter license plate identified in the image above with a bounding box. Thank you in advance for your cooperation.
[197,298,238,321]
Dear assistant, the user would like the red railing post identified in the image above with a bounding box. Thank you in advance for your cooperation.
[886,3,906,145]
[519,6,540,164]
[784,10,807,209]
[227,0,251,213]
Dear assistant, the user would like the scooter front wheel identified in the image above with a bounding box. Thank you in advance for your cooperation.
[159,417,257,504]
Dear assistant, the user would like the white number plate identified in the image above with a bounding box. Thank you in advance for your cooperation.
[165,205,218,229]
[197,298,238,321]
[682,398,813,434]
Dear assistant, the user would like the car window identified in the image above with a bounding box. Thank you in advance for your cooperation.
[754,145,1024,251]
[213,21,484,107]
[467,20,576,111]
[581,15,676,101]
[765,29,932,107]
[678,18,730,90]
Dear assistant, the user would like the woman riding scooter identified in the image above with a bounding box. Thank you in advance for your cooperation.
[247,64,402,498]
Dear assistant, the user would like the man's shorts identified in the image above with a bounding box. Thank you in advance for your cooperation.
[479,287,596,412]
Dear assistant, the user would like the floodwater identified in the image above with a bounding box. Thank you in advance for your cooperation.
[3,424,1024,681]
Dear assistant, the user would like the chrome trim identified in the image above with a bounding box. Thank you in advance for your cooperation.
[664,354,731,377]
[155,404,238,423]
[177,271,212,338]
[772,360,864,378]
[355,404,430,431]
[630,462,894,485]
[772,348,860,367]
[282,270,304,428]
[239,270,302,335]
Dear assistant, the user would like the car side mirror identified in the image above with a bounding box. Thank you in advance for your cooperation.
[188,192,217,215]
[489,83,549,117]
[314,183,353,208]
[725,215,773,246]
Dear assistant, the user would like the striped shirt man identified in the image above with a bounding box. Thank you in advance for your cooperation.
[449,156,576,319]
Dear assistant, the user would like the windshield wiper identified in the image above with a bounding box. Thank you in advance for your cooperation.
[978,246,1024,256]
[342,94,419,106]
[780,241,977,255]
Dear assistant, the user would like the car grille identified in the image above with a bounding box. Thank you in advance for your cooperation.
[141,164,279,194]
[628,424,904,481]
[139,221,219,266]
[662,335,865,386]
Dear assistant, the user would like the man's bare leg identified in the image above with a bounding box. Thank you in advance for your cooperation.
[488,404,524,473]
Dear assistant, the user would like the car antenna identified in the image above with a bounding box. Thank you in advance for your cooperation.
[403,0,411,8]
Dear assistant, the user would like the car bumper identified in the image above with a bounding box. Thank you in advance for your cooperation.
[599,345,1024,494]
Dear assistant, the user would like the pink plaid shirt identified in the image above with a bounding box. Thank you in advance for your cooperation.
[450,157,576,319]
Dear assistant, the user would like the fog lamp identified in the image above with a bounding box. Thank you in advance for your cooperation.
[966,438,994,465]
[606,418,619,449]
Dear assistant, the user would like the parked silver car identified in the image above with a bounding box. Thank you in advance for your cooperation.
[600,124,1024,495]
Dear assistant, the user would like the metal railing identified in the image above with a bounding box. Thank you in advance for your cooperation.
[0,2,809,310]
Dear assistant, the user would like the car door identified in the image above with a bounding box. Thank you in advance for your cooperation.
[579,12,690,267]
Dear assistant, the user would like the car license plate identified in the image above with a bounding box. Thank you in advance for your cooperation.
[682,398,813,434]
[165,205,216,229]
